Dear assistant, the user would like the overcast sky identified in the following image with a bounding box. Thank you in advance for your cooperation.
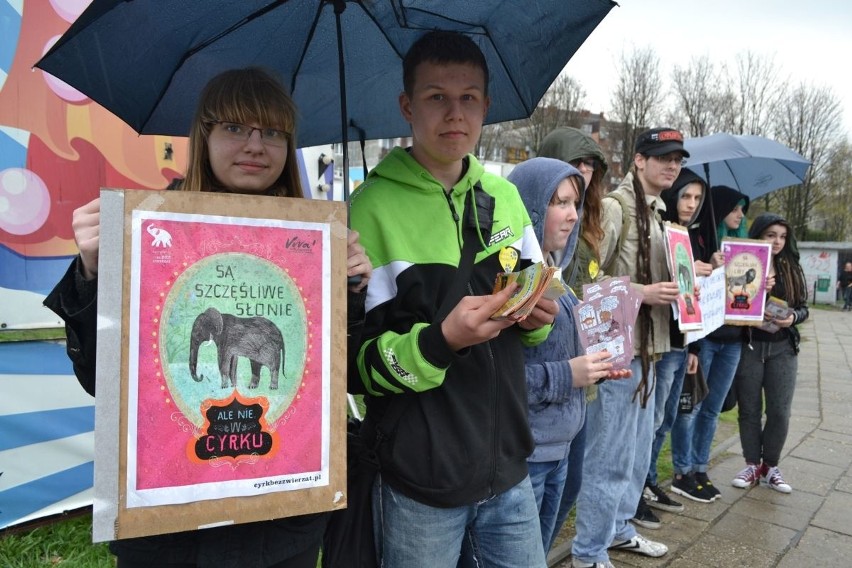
[564,0,852,137]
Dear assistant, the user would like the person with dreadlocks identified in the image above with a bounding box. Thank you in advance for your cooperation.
[633,169,714,530]
[570,128,686,568]
[730,213,808,493]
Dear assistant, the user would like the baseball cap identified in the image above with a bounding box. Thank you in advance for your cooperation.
[635,127,690,158]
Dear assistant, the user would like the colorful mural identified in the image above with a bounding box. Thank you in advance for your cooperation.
[0,1,339,531]
[0,0,187,329]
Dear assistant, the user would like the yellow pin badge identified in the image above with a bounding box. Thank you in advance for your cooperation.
[498,247,519,273]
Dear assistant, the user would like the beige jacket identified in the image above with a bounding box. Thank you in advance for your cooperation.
[599,172,671,357]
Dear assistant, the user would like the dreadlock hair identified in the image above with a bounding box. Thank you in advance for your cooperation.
[631,167,654,407]
[775,253,808,307]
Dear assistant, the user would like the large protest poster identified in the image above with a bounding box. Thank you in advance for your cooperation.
[720,238,772,325]
[93,189,348,541]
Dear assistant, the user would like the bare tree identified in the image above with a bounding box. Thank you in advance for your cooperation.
[730,52,785,136]
[610,46,663,169]
[812,140,852,240]
[772,83,845,233]
[526,74,586,152]
[669,55,729,137]
[477,121,509,162]
[478,74,586,161]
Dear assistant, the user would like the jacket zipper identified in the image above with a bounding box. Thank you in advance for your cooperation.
[447,188,500,496]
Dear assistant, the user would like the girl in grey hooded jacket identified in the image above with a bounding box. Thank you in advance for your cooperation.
[508,157,619,553]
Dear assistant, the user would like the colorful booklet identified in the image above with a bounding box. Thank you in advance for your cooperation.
[721,238,772,325]
[663,222,703,332]
[491,261,564,320]
[573,277,644,371]
[756,296,793,333]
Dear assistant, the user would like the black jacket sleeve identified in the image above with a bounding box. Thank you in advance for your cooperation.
[346,287,368,395]
[43,257,98,396]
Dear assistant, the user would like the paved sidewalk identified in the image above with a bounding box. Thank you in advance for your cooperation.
[549,308,852,567]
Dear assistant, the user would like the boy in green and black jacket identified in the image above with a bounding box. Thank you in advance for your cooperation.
[349,31,556,568]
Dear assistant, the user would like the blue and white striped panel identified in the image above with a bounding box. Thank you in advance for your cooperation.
[0,341,94,529]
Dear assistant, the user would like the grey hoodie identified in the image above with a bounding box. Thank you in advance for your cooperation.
[508,157,588,462]
[539,127,610,290]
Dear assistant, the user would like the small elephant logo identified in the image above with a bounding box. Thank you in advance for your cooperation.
[189,307,285,390]
[147,223,173,248]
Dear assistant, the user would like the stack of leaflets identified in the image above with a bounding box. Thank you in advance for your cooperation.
[756,296,793,333]
[573,277,644,371]
[491,261,565,320]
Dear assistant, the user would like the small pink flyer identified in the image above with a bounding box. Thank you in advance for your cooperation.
[126,210,330,508]
[721,238,772,325]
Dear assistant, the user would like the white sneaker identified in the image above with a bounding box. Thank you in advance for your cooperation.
[609,534,668,557]
[572,559,616,568]
[761,465,792,493]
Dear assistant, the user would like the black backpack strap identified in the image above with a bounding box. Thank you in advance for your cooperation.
[435,181,491,321]
[375,182,491,439]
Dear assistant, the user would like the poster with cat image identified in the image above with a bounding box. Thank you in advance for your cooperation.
[93,189,348,541]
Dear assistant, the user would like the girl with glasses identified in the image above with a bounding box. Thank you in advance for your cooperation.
[45,67,372,568]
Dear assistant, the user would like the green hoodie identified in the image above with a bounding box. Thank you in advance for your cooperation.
[349,146,549,508]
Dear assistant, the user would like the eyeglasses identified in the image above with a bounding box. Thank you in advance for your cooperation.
[208,120,289,147]
[650,154,686,167]
[570,157,597,171]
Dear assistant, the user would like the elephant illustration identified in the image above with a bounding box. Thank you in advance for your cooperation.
[189,307,284,389]
[147,223,173,247]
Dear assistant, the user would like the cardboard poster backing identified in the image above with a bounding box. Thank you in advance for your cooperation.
[94,189,348,541]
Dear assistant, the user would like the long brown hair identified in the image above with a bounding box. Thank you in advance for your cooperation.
[181,67,304,198]
[580,166,606,258]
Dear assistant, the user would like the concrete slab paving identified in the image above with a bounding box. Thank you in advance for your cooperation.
[548,309,852,568]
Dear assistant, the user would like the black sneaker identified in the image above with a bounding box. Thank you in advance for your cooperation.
[631,497,661,530]
[643,483,684,512]
[694,472,721,500]
[671,473,714,503]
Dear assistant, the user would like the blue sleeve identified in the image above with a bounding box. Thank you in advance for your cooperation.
[525,358,575,405]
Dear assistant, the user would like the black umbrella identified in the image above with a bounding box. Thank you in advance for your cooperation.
[36,0,617,199]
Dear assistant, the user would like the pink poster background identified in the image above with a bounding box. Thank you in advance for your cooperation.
[721,239,772,323]
[132,213,326,491]
[664,225,703,331]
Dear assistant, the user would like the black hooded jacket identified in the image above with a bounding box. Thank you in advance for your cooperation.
[746,213,809,348]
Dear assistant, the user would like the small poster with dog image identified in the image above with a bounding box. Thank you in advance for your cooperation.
[94,189,348,541]
[720,238,772,325]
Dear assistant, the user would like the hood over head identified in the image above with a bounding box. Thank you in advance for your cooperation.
[508,157,585,269]
[748,212,800,261]
[711,185,750,218]
[538,127,608,174]
[661,169,707,226]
